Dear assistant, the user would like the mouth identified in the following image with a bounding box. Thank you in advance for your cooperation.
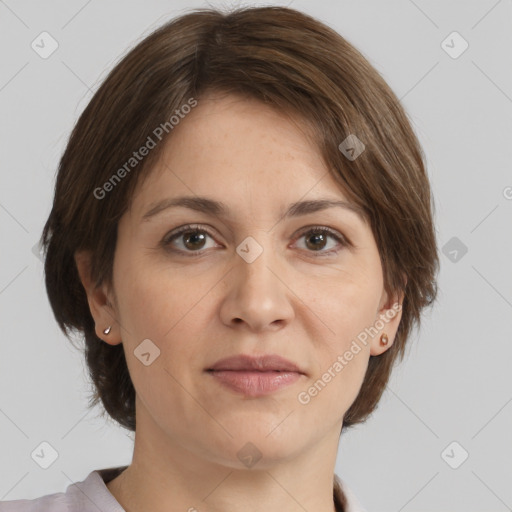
[207,370,302,397]
[206,354,306,397]
[207,354,305,373]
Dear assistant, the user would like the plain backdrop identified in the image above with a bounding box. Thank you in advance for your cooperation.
[1,0,511,510]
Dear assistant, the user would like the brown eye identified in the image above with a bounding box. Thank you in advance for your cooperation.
[295,227,348,256]
[162,224,348,258]
[181,230,207,250]
[163,224,218,255]
[304,231,328,251]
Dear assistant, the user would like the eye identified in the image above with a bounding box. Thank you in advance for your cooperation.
[162,224,219,255]
[161,224,350,257]
[293,226,349,256]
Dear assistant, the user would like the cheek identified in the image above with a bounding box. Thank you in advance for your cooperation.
[301,267,381,347]
[299,319,372,419]
[113,257,215,385]
[114,253,202,338]
[113,263,209,416]
[294,269,380,409]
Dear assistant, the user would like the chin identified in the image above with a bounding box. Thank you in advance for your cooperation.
[206,428,305,469]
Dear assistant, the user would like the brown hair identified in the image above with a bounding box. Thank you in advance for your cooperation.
[41,5,439,433]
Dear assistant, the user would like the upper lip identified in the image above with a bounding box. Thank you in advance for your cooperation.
[207,354,305,374]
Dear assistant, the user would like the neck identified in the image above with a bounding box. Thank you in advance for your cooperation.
[107,403,342,512]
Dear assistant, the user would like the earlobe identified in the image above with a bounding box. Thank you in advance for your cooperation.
[370,284,406,356]
[99,323,122,346]
[370,331,394,356]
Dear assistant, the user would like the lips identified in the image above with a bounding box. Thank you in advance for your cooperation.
[207,354,305,374]
[206,354,305,397]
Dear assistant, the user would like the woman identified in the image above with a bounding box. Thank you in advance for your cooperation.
[0,5,439,512]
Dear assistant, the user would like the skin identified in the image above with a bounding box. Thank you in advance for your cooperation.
[75,92,404,512]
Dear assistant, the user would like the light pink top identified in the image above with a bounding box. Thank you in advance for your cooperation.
[0,466,367,512]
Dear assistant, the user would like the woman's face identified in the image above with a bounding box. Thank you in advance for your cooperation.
[87,93,403,468]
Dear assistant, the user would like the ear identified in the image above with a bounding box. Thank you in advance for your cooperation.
[369,274,407,356]
[74,249,122,346]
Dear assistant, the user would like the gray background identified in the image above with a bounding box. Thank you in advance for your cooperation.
[1,0,511,510]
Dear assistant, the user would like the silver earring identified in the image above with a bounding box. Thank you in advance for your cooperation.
[103,326,112,335]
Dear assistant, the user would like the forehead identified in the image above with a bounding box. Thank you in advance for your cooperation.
[129,93,356,220]
[169,93,322,169]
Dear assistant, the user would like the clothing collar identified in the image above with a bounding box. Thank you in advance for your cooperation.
[92,466,366,512]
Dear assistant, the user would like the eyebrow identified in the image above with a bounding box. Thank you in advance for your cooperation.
[142,195,367,224]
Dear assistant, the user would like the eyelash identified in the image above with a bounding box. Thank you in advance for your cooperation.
[161,223,350,258]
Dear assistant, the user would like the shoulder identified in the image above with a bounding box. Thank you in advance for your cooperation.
[0,466,127,512]
[334,473,368,512]
[0,491,69,512]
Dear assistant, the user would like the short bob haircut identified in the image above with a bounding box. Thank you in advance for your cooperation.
[41,5,439,433]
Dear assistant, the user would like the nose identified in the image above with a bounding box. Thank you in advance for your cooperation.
[219,237,295,332]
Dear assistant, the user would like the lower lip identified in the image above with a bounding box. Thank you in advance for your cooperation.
[208,370,302,397]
